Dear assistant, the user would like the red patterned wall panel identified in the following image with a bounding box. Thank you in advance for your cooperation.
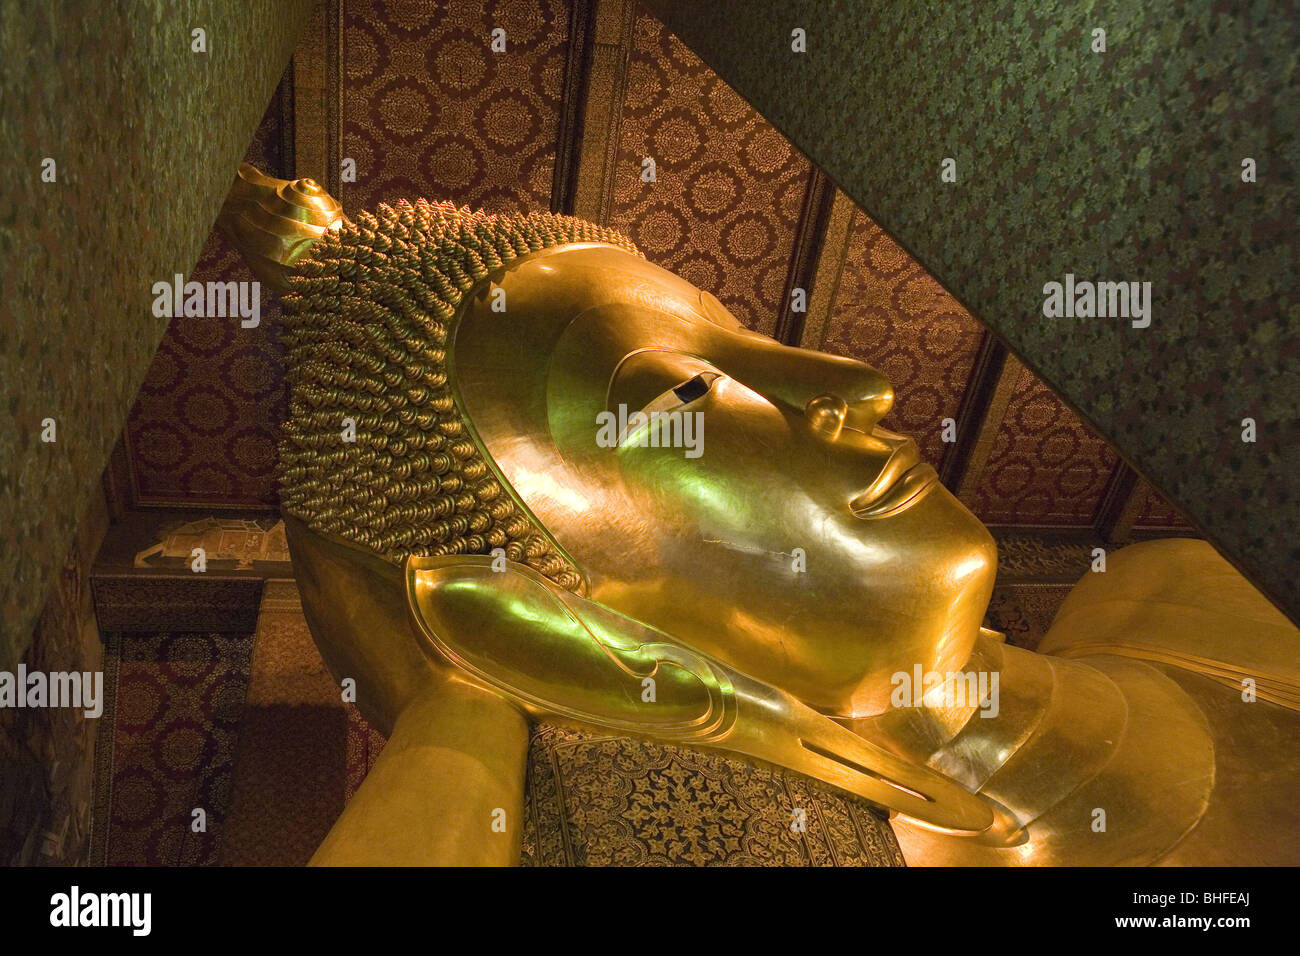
[125,83,288,508]
[819,210,986,469]
[343,0,569,215]
[965,368,1119,526]
[104,631,255,865]
[609,13,810,336]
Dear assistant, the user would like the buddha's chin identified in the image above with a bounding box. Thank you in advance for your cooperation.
[900,485,1000,589]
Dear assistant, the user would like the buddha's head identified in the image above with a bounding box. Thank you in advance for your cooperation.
[278,199,996,719]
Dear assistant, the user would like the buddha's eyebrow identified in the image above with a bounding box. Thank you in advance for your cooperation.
[603,345,704,408]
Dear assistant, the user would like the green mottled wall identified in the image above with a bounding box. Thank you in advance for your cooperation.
[644,0,1299,621]
[0,0,314,669]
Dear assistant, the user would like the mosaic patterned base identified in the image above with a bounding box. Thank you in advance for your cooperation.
[2,536,103,866]
[984,584,1075,652]
[91,577,263,634]
[520,724,905,866]
[991,529,1100,583]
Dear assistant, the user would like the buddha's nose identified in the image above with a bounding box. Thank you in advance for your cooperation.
[712,335,894,431]
[805,395,850,438]
[787,350,895,433]
[805,389,893,438]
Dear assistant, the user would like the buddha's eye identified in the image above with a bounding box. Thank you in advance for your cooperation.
[605,350,724,434]
[641,371,721,416]
[614,372,721,449]
[671,372,719,406]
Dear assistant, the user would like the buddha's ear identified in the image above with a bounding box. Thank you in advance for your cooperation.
[405,554,1003,838]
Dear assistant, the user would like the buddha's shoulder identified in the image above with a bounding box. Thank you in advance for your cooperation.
[1039,538,1300,707]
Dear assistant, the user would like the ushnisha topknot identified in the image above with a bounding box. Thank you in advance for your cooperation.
[277,198,641,592]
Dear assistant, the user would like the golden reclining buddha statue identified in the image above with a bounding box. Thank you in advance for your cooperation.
[218,164,1300,866]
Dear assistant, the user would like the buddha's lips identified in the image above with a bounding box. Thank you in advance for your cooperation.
[849,441,937,519]
[850,464,938,519]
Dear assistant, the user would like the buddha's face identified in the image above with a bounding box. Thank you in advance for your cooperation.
[452,245,996,717]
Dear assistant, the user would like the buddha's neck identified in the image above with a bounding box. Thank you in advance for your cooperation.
[838,631,1037,774]
[840,633,1134,824]
[840,634,1216,863]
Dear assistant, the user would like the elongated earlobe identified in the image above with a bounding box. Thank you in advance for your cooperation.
[405,553,1001,836]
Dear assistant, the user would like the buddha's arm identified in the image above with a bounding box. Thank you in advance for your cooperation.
[286,516,531,866]
[1041,539,1300,708]
[310,678,528,867]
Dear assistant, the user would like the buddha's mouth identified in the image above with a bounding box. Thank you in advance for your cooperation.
[849,440,938,519]
[850,463,938,519]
